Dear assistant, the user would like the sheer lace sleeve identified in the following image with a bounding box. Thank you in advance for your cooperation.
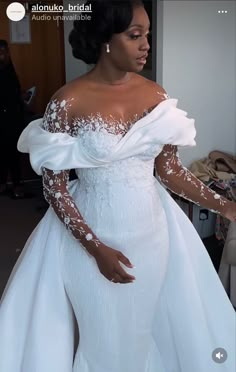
[41,94,103,257]
[155,144,230,215]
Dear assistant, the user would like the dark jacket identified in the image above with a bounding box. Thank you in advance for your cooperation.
[0,61,24,137]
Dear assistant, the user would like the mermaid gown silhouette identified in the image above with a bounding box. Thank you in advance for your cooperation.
[0,96,235,372]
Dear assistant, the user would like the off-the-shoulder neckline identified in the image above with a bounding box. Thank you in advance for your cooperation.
[76,97,176,127]
[120,98,178,132]
[37,98,178,140]
[140,98,176,118]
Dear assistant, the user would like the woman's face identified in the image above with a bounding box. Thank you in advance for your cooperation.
[105,5,151,73]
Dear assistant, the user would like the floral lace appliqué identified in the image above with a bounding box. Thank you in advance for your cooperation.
[43,97,75,134]
[40,89,172,255]
[42,90,170,138]
[155,144,228,215]
[72,110,150,138]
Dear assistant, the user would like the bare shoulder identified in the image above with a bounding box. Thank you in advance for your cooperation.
[145,79,167,97]
[46,73,169,122]
[50,77,86,103]
[135,74,168,97]
[47,77,88,119]
[131,74,169,110]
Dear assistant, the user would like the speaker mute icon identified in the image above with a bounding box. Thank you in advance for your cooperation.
[212,348,228,363]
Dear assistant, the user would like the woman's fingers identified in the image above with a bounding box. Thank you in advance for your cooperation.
[115,263,136,282]
[112,272,134,284]
[118,251,134,268]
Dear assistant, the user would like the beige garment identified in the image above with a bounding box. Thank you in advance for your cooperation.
[189,158,232,182]
[209,151,236,173]
[189,151,236,182]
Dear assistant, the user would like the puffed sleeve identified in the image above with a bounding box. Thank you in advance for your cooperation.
[18,93,106,256]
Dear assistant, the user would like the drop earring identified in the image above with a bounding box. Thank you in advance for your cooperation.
[106,43,110,53]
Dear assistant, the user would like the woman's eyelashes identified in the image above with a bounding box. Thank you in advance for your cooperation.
[129,32,150,40]
[130,34,141,40]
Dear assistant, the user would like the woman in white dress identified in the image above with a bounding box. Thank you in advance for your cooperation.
[0,1,235,371]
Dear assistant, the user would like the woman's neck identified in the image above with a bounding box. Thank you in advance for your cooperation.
[87,64,132,86]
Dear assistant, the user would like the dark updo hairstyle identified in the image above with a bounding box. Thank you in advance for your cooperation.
[68,0,144,65]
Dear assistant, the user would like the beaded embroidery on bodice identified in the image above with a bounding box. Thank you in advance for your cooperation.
[73,112,163,189]
[75,116,162,189]
[74,111,151,158]
[36,91,229,250]
[42,91,170,138]
[40,95,169,248]
[42,95,169,188]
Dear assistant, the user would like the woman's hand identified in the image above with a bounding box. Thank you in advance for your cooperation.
[94,245,136,284]
[222,201,236,222]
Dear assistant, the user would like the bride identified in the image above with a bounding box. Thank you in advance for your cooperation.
[0,1,235,371]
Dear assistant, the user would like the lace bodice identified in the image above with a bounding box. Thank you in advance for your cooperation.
[17,90,232,256]
[75,122,161,166]
[42,91,170,138]
[41,95,166,254]
[72,107,165,189]
[42,92,168,190]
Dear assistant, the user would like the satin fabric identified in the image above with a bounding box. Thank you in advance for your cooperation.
[17,99,196,174]
[0,97,234,371]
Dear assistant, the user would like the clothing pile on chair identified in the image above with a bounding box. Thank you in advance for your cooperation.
[190,151,236,309]
[189,151,236,241]
[189,150,236,182]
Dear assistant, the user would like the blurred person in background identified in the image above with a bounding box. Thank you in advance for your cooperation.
[0,39,25,199]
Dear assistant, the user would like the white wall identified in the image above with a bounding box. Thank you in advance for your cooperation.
[63,0,89,82]
[63,0,152,81]
[62,1,236,168]
[160,0,236,166]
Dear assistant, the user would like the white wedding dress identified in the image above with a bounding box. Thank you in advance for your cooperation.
[0,98,235,372]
